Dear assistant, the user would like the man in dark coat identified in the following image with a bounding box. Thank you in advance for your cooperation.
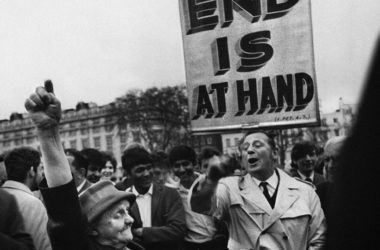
[24,82,144,250]
[118,147,186,250]
[290,141,326,186]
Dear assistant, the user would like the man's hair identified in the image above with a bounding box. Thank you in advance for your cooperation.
[121,147,152,174]
[151,151,169,170]
[65,148,89,174]
[239,130,277,152]
[291,141,317,162]
[101,152,117,171]
[198,146,221,166]
[168,145,197,166]
[4,146,41,182]
[80,148,105,171]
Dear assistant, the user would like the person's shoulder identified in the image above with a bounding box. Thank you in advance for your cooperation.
[293,177,316,190]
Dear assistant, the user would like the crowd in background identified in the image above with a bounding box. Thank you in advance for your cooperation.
[1,39,379,250]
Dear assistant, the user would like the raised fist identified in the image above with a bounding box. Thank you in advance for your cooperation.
[24,81,62,130]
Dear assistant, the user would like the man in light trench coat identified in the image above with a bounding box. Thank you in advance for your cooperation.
[190,131,326,250]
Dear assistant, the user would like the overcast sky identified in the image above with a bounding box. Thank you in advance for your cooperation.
[0,0,379,120]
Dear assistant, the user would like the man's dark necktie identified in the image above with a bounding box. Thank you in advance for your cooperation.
[259,182,274,208]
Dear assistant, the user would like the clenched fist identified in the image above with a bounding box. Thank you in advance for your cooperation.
[24,80,62,130]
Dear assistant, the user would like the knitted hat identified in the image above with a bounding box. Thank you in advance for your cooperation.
[79,180,135,224]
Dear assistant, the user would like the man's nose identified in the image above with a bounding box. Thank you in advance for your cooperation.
[125,214,134,224]
[143,169,150,176]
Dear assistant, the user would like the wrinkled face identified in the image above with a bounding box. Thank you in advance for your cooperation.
[101,161,115,179]
[295,151,317,175]
[130,163,153,192]
[87,165,101,183]
[95,200,134,247]
[324,147,340,182]
[241,133,275,180]
[172,159,196,188]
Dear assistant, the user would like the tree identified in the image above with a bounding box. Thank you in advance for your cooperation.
[117,85,191,151]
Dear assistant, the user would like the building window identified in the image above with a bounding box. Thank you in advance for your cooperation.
[26,137,34,144]
[3,133,9,139]
[70,140,77,149]
[120,133,127,144]
[69,131,77,137]
[15,131,22,137]
[3,141,11,147]
[93,127,101,134]
[106,125,114,132]
[82,138,89,149]
[333,118,338,123]
[81,121,88,127]
[105,117,113,124]
[15,139,23,146]
[92,118,100,125]
[226,138,231,147]
[80,129,88,135]
[119,123,127,131]
[93,137,101,149]
[234,137,240,146]
[334,129,340,136]
[106,135,113,152]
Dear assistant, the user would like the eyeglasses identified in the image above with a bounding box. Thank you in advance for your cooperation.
[173,161,191,168]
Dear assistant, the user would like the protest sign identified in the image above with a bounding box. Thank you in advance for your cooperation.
[179,0,320,133]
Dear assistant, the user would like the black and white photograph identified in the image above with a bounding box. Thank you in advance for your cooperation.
[1,1,379,249]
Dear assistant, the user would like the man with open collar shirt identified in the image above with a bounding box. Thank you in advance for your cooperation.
[118,147,186,250]
[190,131,326,250]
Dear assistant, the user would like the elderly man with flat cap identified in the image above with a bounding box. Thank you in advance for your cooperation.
[24,82,144,250]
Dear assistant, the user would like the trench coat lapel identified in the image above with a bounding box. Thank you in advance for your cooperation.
[151,183,162,225]
[264,170,300,230]
[239,174,273,215]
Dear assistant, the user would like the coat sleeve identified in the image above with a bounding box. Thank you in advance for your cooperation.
[307,188,327,250]
[189,176,231,221]
[141,188,186,244]
[40,179,89,250]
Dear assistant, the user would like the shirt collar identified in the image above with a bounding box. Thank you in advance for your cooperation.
[76,179,87,192]
[297,170,314,181]
[131,184,153,196]
[1,180,33,196]
[251,171,278,190]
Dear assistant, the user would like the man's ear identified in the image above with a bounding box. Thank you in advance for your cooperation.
[28,168,36,178]
[271,147,278,162]
[79,168,87,177]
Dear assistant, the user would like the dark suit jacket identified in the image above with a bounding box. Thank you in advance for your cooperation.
[292,171,326,186]
[0,189,35,250]
[125,184,186,250]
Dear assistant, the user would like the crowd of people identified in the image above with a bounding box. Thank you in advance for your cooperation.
[0,83,350,250]
[1,39,380,249]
